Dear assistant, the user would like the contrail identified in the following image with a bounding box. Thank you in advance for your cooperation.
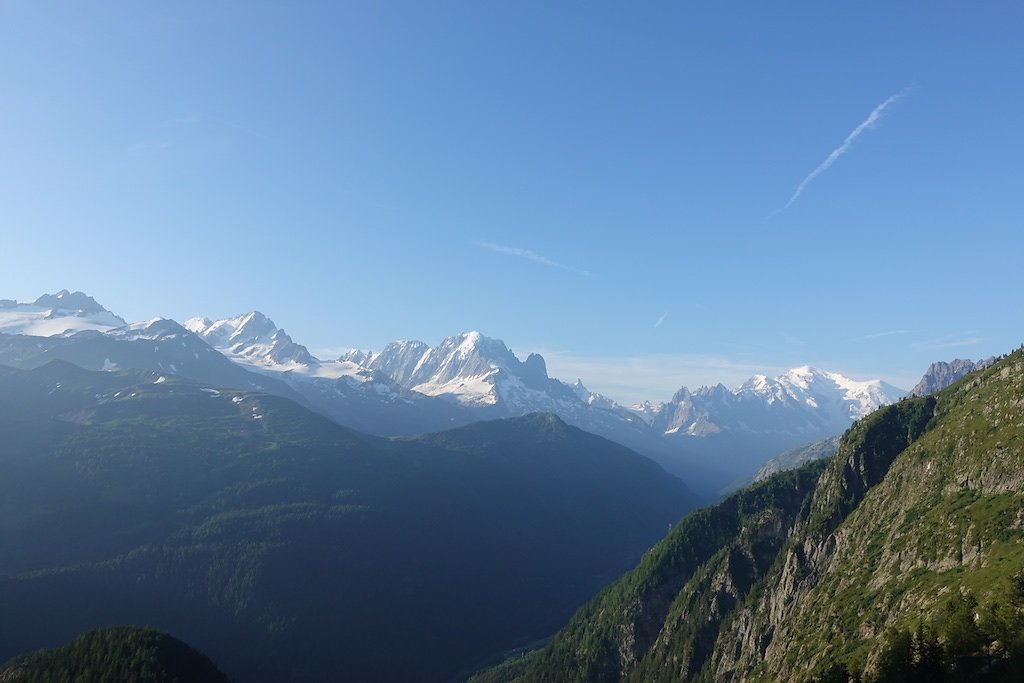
[478,242,592,276]
[777,89,910,214]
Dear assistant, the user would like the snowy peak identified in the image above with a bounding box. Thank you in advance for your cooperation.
[642,365,906,439]
[186,311,275,348]
[0,290,126,337]
[363,331,578,409]
[185,312,314,368]
[32,289,109,314]
[628,400,663,426]
[571,379,591,401]
[693,383,731,400]
[736,365,901,418]
[365,340,432,386]
[339,349,374,365]
[184,311,376,385]
[366,331,520,406]
[110,317,191,340]
[568,378,623,412]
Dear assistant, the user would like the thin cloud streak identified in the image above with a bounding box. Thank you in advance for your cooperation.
[654,311,668,328]
[479,242,592,276]
[850,329,909,342]
[915,335,984,350]
[775,88,910,214]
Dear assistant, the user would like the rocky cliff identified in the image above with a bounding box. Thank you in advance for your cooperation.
[474,347,1024,682]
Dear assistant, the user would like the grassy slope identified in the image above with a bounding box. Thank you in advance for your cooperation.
[738,348,1024,680]
[474,347,1024,682]
[470,462,826,683]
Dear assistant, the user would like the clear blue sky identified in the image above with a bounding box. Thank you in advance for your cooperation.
[2,2,1022,403]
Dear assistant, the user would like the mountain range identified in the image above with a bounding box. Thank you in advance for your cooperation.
[0,289,1015,682]
[0,291,915,495]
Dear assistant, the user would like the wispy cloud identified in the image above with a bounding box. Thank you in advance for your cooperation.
[774,88,911,215]
[654,311,668,328]
[783,333,806,346]
[479,242,592,276]
[850,329,909,342]
[915,334,984,350]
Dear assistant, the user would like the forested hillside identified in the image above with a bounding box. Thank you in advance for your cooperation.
[0,362,694,682]
[0,626,229,683]
[475,348,1024,682]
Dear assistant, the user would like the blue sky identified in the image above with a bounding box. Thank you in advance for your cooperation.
[2,2,1022,403]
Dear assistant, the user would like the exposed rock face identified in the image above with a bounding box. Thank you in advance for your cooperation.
[32,289,110,314]
[753,435,841,482]
[473,349,1024,683]
[710,397,937,680]
[909,357,994,396]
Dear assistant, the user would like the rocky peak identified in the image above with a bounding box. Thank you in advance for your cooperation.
[909,357,995,396]
[671,386,693,403]
[366,340,432,386]
[694,383,731,399]
[339,349,374,365]
[185,312,316,368]
[520,352,550,390]
[32,289,110,314]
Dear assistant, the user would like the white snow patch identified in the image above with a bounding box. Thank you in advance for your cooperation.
[0,306,125,337]
[412,371,498,406]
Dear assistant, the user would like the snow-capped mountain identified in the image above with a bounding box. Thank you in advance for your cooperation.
[354,331,662,455]
[179,319,658,448]
[0,290,913,495]
[184,312,372,382]
[182,312,472,435]
[0,311,304,401]
[362,331,576,409]
[571,379,622,412]
[0,290,125,336]
[640,365,905,439]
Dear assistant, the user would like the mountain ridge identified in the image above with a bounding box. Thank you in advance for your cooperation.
[472,345,1024,682]
[910,356,995,396]
[1,290,914,493]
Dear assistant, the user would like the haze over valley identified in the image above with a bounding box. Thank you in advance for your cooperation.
[2,3,1022,681]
